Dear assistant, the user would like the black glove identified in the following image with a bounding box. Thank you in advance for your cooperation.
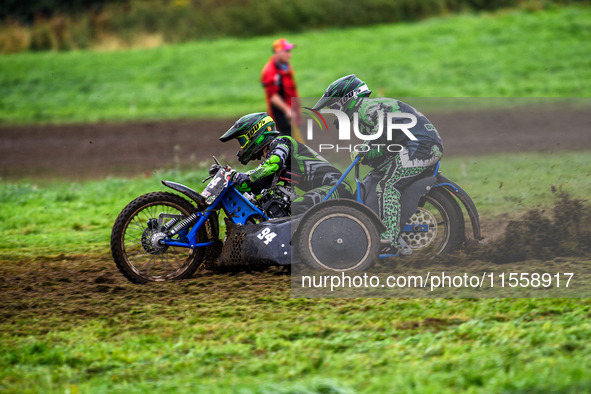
[209,163,221,176]
[231,171,250,186]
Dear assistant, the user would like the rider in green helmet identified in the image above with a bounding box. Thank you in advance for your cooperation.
[217,112,353,214]
[313,74,444,255]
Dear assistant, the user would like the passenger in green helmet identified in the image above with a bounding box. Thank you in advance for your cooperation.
[313,75,444,256]
[217,112,353,214]
[312,74,372,118]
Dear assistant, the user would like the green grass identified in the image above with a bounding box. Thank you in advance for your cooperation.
[1,265,590,393]
[0,168,209,260]
[1,6,590,125]
[1,150,589,260]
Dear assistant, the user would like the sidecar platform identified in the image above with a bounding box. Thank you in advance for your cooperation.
[217,199,385,271]
[218,216,302,268]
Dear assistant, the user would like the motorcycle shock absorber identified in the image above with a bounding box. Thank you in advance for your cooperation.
[163,217,181,231]
[167,213,198,237]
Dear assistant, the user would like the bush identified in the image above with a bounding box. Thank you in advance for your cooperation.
[1,0,589,53]
[0,23,31,53]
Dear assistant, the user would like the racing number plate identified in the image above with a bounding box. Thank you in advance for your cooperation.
[201,169,231,205]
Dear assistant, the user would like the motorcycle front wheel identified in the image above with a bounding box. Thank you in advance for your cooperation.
[111,192,213,283]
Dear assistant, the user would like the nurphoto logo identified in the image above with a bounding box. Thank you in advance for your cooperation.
[303,107,418,154]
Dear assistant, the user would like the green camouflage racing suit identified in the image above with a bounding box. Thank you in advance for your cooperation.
[357,98,443,246]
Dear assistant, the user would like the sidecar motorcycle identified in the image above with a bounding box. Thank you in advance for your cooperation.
[111,157,481,283]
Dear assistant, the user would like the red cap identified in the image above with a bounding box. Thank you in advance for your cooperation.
[273,38,295,52]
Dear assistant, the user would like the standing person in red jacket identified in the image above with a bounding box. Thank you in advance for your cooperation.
[261,38,303,141]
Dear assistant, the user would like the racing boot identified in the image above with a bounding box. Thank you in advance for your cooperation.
[380,237,413,257]
[397,237,413,256]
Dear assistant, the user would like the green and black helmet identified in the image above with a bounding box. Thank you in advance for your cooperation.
[312,74,372,117]
[220,112,279,164]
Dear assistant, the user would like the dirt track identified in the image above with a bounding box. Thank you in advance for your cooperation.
[1,107,590,180]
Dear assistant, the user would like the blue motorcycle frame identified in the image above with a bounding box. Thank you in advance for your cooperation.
[160,177,269,249]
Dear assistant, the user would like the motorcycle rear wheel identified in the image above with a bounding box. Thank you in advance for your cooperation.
[401,188,465,256]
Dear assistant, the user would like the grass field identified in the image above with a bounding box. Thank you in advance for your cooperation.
[1,272,589,393]
[1,6,591,125]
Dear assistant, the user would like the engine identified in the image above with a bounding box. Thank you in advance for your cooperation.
[256,184,297,218]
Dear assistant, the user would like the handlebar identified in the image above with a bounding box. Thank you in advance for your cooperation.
[202,156,229,183]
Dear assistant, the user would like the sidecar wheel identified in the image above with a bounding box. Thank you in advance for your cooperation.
[297,204,380,271]
[111,192,216,283]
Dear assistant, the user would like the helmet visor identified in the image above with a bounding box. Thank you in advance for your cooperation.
[312,84,370,111]
[312,95,333,111]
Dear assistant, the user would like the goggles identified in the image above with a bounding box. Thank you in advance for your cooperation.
[237,135,250,149]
